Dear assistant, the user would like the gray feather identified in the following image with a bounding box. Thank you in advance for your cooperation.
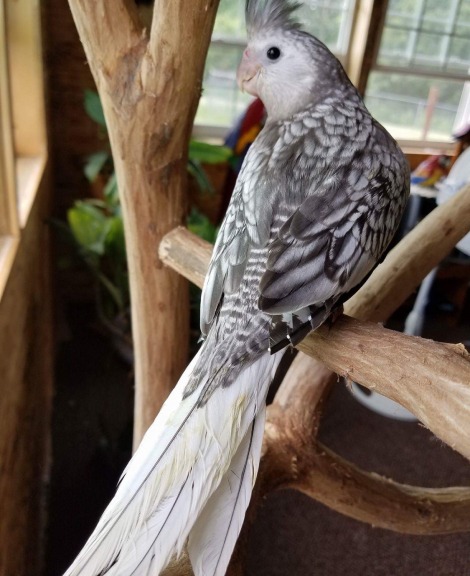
[246,0,302,37]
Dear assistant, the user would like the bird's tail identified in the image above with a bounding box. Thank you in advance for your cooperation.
[63,344,281,576]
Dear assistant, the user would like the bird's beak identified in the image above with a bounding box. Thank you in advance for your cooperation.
[237,50,261,96]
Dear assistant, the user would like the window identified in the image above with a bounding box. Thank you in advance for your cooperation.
[364,0,470,145]
[0,0,47,298]
[195,0,358,136]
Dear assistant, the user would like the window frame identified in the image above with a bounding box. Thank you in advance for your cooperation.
[0,0,47,300]
[362,0,470,150]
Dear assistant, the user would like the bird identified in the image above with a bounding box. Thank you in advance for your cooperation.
[63,1,410,574]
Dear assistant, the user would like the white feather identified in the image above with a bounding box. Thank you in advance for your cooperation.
[63,348,281,576]
[63,349,204,576]
[187,404,266,576]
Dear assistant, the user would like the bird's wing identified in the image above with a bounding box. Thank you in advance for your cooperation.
[200,141,274,335]
[259,141,408,316]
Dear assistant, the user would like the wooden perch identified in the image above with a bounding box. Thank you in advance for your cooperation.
[68,0,220,446]
[263,353,470,536]
[263,422,470,535]
[298,316,470,459]
[159,185,470,548]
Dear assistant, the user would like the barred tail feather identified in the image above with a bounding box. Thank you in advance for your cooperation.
[63,347,280,576]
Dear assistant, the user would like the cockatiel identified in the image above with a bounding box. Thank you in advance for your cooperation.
[64,1,409,575]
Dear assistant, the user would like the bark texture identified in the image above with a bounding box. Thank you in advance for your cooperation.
[67,0,220,445]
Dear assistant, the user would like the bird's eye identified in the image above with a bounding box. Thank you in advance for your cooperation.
[266,46,281,60]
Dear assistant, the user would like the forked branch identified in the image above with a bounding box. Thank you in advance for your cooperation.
[68,0,220,443]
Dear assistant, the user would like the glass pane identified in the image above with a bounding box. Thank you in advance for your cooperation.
[456,0,470,34]
[196,44,253,128]
[446,36,470,73]
[213,0,246,39]
[413,31,445,68]
[385,0,424,26]
[365,72,465,142]
[298,1,351,52]
[422,0,454,33]
[379,0,470,75]
[378,28,413,67]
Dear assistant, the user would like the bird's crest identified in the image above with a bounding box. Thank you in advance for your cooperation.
[245,0,302,37]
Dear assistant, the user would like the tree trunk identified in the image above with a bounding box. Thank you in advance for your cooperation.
[67,0,220,445]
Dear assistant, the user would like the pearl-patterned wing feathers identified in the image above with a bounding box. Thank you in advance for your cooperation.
[259,116,409,316]
[201,95,409,339]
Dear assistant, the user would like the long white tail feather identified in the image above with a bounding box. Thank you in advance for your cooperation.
[187,404,266,576]
[63,349,204,576]
[64,348,281,576]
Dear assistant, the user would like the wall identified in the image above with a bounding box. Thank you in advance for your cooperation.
[0,170,53,576]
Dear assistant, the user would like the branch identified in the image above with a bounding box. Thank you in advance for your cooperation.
[69,0,221,444]
[142,1,220,134]
[270,353,336,439]
[67,0,143,79]
[262,420,470,534]
[159,227,211,289]
[299,315,470,459]
[260,354,470,535]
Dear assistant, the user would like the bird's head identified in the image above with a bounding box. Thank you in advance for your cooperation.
[238,0,344,121]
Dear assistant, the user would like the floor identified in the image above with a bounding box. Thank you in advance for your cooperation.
[43,290,470,576]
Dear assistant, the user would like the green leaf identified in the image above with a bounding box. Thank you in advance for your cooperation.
[84,89,107,128]
[67,202,108,255]
[103,172,119,205]
[187,208,217,243]
[95,271,124,311]
[189,140,232,164]
[84,151,110,182]
[105,215,126,261]
[188,159,215,195]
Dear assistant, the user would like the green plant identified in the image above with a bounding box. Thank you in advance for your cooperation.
[55,90,229,343]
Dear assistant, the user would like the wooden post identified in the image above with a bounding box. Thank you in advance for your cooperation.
[347,0,389,95]
[67,0,220,446]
